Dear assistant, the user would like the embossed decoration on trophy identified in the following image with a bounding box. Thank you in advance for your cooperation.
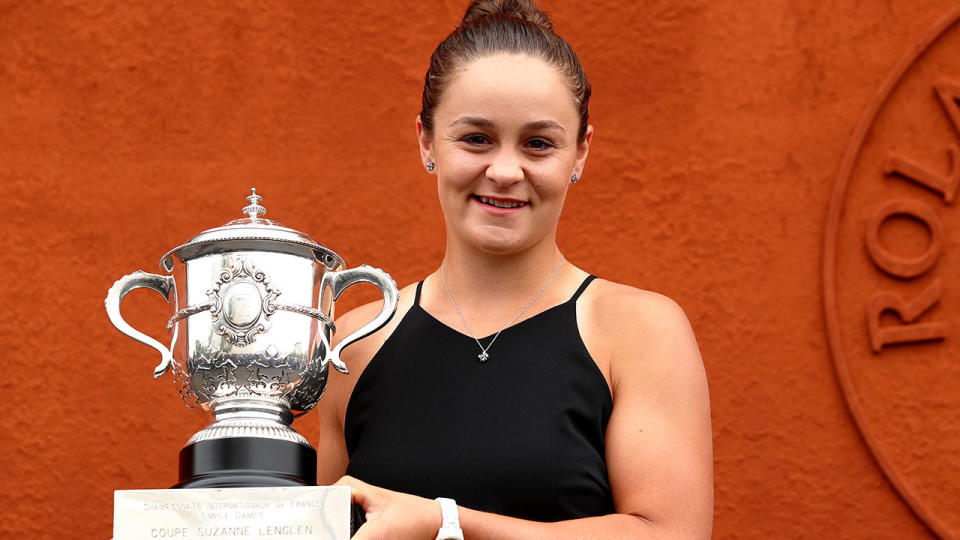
[105,189,399,488]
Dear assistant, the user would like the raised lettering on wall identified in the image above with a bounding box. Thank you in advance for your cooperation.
[867,279,946,352]
[865,199,942,279]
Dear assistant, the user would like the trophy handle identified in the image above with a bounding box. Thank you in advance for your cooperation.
[105,270,177,378]
[322,264,398,374]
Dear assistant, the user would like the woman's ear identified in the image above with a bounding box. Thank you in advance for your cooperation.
[573,124,594,178]
[416,115,434,172]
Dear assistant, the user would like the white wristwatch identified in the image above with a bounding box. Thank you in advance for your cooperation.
[434,497,464,540]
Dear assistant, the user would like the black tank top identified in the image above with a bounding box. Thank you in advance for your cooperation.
[344,276,615,522]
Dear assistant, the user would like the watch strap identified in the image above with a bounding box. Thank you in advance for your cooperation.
[434,497,464,540]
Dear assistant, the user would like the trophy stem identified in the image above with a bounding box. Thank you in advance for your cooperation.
[186,397,309,446]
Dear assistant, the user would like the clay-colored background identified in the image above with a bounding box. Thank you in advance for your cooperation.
[2,1,958,538]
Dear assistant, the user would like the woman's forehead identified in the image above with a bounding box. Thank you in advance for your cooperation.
[437,54,579,127]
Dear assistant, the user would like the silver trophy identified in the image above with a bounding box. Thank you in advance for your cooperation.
[105,189,398,488]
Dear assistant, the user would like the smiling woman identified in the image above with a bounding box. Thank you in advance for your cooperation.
[314,1,713,539]
[426,53,586,256]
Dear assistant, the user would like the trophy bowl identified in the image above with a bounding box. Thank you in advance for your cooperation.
[105,189,398,488]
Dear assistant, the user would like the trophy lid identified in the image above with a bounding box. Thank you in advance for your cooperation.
[160,188,345,272]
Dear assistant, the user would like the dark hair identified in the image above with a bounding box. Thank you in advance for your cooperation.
[420,0,591,142]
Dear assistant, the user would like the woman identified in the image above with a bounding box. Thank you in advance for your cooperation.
[316,1,713,538]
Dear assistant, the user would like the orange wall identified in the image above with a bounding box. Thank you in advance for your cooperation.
[1,1,957,538]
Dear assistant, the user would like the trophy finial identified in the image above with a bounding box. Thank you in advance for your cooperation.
[242,188,266,220]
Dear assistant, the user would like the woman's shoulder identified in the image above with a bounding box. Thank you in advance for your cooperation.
[577,277,703,393]
[581,277,693,338]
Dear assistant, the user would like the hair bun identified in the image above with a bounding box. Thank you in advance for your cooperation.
[462,0,553,32]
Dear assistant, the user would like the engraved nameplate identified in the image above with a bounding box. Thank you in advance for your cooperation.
[113,486,350,540]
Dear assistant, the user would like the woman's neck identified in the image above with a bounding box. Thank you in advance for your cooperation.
[437,236,565,310]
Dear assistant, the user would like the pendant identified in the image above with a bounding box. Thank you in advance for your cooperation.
[478,351,489,363]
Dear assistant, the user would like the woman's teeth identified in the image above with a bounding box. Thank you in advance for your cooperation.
[477,196,526,208]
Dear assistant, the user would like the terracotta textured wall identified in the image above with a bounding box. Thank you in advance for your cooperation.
[2,1,958,538]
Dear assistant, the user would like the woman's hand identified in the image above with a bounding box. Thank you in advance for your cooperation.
[336,475,442,540]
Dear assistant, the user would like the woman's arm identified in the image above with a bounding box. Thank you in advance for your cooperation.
[315,305,370,485]
[338,282,713,540]
[316,286,420,485]
[338,475,660,539]
[583,284,714,538]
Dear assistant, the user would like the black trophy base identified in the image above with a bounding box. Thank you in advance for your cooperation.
[174,437,317,489]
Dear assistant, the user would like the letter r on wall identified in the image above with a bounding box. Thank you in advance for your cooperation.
[867,279,947,352]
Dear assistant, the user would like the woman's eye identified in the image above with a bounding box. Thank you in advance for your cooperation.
[461,134,491,146]
[526,138,555,151]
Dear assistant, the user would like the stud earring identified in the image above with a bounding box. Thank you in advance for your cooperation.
[570,173,579,184]
[426,161,435,172]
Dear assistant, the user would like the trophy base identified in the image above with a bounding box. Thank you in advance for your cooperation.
[175,437,317,488]
[115,486,353,540]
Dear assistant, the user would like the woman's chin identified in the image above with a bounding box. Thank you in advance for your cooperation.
[466,231,541,256]
[447,218,551,255]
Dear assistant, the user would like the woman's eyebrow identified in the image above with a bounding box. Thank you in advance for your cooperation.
[523,120,565,132]
[449,116,495,128]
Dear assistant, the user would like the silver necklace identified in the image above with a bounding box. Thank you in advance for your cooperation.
[441,256,564,363]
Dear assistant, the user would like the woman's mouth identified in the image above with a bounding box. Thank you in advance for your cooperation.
[472,195,528,209]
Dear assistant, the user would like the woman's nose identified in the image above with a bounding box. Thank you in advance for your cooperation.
[485,149,524,186]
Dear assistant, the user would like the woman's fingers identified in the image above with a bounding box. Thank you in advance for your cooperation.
[336,475,388,517]
[333,476,440,539]
[334,474,363,489]
[335,475,371,508]
[336,477,376,540]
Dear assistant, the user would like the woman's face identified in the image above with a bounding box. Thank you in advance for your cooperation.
[418,53,592,256]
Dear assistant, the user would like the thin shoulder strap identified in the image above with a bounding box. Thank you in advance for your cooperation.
[570,275,598,302]
[414,280,425,306]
